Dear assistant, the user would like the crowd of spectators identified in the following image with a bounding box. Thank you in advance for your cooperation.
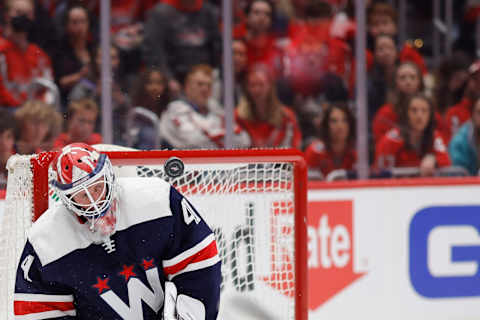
[1,0,480,184]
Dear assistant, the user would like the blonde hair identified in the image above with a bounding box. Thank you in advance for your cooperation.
[15,100,63,143]
[236,66,284,127]
[184,64,214,85]
[5,0,34,12]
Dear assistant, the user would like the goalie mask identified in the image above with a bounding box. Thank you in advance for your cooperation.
[51,143,118,239]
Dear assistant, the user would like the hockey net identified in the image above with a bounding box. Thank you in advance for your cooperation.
[0,148,307,320]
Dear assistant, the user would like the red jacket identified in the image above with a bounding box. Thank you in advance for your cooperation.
[284,19,352,96]
[246,33,279,71]
[92,0,157,32]
[398,43,428,74]
[444,97,472,142]
[53,133,103,150]
[162,0,202,11]
[372,103,449,144]
[235,106,302,149]
[0,37,53,107]
[233,22,280,72]
[304,139,357,177]
[374,128,451,169]
[372,103,397,144]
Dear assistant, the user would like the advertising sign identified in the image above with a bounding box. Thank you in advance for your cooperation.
[307,180,480,320]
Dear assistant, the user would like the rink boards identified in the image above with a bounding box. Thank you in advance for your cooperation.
[2,177,480,319]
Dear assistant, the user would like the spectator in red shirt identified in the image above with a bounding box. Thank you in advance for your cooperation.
[444,59,480,142]
[375,94,451,177]
[0,0,54,108]
[0,108,16,189]
[236,0,282,72]
[278,1,351,144]
[282,0,351,97]
[304,102,356,179]
[373,61,449,144]
[372,61,422,144]
[246,0,279,65]
[53,98,102,149]
[236,64,302,149]
[14,100,63,154]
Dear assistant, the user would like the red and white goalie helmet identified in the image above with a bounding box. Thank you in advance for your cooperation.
[51,143,117,232]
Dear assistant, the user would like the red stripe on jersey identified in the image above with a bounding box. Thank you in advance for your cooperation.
[164,240,218,276]
[14,300,75,315]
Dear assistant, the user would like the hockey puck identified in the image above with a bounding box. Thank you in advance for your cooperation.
[164,157,185,178]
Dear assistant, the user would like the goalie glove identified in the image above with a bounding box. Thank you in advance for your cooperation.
[163,281,206,320]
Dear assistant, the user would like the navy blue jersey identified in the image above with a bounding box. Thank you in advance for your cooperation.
[14,177,221,320]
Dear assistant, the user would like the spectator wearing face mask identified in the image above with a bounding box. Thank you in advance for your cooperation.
[0,0,54,108]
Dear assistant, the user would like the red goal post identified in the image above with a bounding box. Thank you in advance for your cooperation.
[1,148,308,320]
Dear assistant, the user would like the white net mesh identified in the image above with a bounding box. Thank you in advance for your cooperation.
[0,153,300,320]
[0,155,35,320]
[127,162,297,319]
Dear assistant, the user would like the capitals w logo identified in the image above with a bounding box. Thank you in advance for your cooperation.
[92,259,165,319]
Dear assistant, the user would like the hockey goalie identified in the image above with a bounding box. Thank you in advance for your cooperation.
[13,143,221,319]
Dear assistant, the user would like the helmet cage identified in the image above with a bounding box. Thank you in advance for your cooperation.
[52,154,116,228]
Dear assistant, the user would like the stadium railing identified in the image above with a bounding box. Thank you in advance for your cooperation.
[309,166,472,181]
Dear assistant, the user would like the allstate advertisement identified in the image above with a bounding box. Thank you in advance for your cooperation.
[307,181,480,319]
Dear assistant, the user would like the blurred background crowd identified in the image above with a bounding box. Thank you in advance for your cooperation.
[1,0,480,188]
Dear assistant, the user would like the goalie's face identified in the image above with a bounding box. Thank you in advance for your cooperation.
[70,177,118,238]
[52,143,118,237]
[71,178,107,211]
